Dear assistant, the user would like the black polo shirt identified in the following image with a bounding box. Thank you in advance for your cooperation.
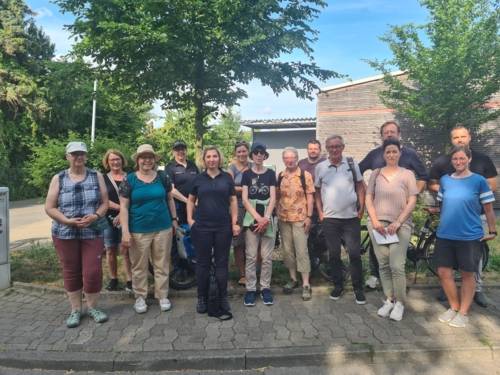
[165,160,199,199]
[429,149,497,181]
[190,170,236,230]
[359,145,429,181]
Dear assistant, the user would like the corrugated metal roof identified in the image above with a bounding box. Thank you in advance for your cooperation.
[242,117,316,129]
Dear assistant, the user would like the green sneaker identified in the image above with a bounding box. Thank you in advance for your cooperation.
[66,310,81,328]
[87,308,108,323]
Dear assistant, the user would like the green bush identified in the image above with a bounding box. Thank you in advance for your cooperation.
[11,244,61,283]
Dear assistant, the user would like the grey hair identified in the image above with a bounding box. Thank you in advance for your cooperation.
[325,135,344,145]
[282,147,299,159]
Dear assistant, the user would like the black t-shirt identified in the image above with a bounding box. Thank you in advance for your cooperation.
[241,168,277,201]
[190,170,236,230]
[429,149,497,181]
[359,145,429,181]
[104,174,122,217]
[165,160,199,200]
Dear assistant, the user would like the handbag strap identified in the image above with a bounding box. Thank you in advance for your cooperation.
[107,172,124,197]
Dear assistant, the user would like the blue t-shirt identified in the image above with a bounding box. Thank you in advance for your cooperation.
[119,172,172,233]
[437,173,495,240]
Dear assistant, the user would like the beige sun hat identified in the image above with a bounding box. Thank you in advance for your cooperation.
[132,144,160,162]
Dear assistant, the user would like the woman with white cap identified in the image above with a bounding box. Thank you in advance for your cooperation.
[45,141,109,328]
[119,144,178,314]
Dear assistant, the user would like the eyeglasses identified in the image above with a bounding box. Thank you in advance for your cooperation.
[326,145,343,149]
[70,151,86,157]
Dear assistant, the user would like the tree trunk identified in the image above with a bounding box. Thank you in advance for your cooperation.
[193,96,205,167]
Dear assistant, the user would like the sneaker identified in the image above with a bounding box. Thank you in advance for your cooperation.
[329,286,344,301]
[377,299,395,318]
[124,280,133,293]
[66,310,81,328]
[365,276,379,289]
[87,308,108,323]
[105,278,119,291]
[438,308,457,323]
[354,289,366,305]
[448,312,469,328]
[302,285,312,301]
[159,298,172,312]
[283,280,299,294]
[244,291,257,306]
[473,291,488,308]
[196,296,208,314]
[389,301,405,321]
[261,288,274,305]
[134,297,147,314]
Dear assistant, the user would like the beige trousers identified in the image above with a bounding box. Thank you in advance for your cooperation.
[245,229,275,291]
[130,228,172,299]
[279,220,310,273]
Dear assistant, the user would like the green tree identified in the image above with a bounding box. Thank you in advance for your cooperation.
[56,0,339,152]
[369,0,499,132]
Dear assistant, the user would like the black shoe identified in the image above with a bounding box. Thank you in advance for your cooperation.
[105,278,119,291]
[220,296,231,312]
[436,288,447,302]
[354,289,366,305]
[329,286,343,301]
[124,280,133,293]
[474,291,488,308]
[196,296,208,314]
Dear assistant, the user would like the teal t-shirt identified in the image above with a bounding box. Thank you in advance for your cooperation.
[121,172,172,233]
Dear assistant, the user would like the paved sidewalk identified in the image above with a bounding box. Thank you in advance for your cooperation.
[0,286,499,372]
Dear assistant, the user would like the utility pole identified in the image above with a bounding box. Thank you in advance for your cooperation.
[91,79,97,145]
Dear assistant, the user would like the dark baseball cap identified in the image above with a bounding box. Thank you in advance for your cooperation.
[172,140,187,149]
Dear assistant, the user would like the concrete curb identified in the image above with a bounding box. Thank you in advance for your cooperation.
[0,344,498,371]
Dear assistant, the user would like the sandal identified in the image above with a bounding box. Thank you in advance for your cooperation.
[66,310,81,328]
[87,308,108,323]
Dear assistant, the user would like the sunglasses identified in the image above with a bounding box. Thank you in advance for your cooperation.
[252,150,266,156]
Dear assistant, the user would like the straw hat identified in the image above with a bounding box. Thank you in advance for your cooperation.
[132,144,160,162]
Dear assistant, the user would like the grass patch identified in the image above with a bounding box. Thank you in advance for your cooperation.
[11,243,62,284]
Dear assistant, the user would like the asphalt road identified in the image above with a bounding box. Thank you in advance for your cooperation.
[8,198,51,247]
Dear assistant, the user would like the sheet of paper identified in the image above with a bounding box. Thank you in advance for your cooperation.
[372,230,399,245]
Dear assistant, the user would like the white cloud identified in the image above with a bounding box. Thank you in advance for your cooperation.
[33,7,53,19]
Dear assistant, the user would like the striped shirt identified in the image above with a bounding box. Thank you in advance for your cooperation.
[52,169,103,239]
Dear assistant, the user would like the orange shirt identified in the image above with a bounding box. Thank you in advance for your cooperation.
[277,168,315,222]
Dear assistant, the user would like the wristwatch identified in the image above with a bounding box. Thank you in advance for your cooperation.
[489,231,497,236]
[172,217,178,221]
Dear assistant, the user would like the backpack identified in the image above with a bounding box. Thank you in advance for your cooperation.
[346,157,360,210]
[277,168,307,194]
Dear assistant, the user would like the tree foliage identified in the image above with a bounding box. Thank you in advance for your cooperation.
[369,0,499,131]
[56,0,339,150]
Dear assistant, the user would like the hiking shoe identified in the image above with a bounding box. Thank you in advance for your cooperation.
[196,296,208,314]
[261,288,274,305]
[389,301,405,321]
[377,299,395,318]
[365,276,378,289]
[329,286,344,301]
[105,278,119,291]
[244,291,257,306]
[124,280,133,293]
[354,289,366,305]
[302,285,312,301]
[282,280,299,294]
[88,308,108,323]
[66,310,81,328]
[134,297,147,314]
[448,312,469,328]
[438,308,457,323]
[474,291,488,308]
[159,298,172,312]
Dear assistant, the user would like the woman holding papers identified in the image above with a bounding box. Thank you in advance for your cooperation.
[365,139,418,321]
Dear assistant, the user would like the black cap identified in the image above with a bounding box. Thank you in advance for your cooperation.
[172,140,187,150]
[251,142,269,159]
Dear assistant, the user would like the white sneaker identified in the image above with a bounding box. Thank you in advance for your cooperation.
[448,312,468,328]
[134,297,147,314]
[389,301,405,321]
[438,308,457,323]
[377,299,395,318]
[159,298,172,312]
[365,276,379,289]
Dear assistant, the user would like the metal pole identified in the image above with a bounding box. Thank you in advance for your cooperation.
[0,187,10,290]
[91,79,97,145]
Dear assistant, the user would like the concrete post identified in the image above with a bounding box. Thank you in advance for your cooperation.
[0,187,10,289]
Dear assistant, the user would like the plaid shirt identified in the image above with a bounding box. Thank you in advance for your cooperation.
[52,169,103,239]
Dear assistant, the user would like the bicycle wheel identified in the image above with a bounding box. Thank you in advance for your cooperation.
[170,261,197,290]
[423,233,438,276]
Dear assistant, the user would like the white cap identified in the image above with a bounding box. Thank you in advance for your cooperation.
[65,141,88,154]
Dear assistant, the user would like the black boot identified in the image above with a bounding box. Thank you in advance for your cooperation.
[196,296,208,314]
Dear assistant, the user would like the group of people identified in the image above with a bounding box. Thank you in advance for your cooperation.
[45,121,497,329]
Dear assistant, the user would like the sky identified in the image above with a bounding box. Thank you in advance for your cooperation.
[26,0,429,122]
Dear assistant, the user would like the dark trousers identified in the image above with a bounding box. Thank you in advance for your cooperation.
[322,217,363,290]
[191,225,232,298]
[369,244,380,278]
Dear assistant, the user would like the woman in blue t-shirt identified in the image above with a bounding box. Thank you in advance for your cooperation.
[119,144,178,315]
[435,146,497,328]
